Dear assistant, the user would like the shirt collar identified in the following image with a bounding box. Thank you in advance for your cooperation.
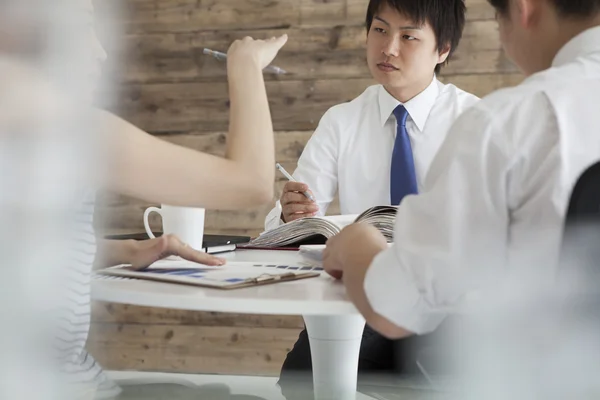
[377,77,440,131]
[553,25,600,68]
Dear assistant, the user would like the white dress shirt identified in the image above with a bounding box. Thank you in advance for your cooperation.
[365,26,600,335]
[265,78,479,230]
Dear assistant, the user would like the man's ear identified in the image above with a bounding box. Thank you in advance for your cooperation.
[515,0,543,29]
[437,43,451,64]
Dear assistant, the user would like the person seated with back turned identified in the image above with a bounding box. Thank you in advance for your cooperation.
[322,0,600,394]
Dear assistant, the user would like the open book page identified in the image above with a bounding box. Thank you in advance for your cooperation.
[244,206,398,248]
[321,214,359,229]
[355,206,398,241]
[245,216,344,248]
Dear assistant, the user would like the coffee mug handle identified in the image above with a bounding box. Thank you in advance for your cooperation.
[143,207,162,239]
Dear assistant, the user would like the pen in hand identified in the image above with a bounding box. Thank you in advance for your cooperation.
[203,48,287,75]
[275,163,316,202]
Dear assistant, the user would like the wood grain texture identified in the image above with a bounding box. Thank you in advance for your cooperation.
[88,321,300,375]
[109,78,370,133]
[113,20,515,85]
[92,303,304,328]
[108,0,302,33]
[102,0,496,34]
[90,302,304,375]
[109,72,521,135]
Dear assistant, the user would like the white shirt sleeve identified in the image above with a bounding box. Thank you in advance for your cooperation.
[264,109,340,231]
[264,200,285,231]
[364,103,513,335]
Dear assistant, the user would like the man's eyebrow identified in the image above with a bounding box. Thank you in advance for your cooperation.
[373,16,422,30]
[374,16,390,26]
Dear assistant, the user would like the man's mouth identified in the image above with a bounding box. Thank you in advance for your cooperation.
[377,62,399,72]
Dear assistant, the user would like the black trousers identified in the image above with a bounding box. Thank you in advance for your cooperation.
[278,324,437,399]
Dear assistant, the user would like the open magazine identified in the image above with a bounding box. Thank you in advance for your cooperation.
[240,205,398,248]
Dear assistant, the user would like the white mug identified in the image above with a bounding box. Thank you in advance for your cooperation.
[143,205,206,251]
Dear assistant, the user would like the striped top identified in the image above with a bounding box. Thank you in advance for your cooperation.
[56,192,121,399]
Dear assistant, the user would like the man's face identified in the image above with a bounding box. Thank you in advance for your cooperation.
[366,3,448,95]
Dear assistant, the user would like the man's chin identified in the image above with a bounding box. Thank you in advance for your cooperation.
[373,74,405,89]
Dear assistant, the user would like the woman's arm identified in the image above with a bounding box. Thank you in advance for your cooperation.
[103,35,287,210]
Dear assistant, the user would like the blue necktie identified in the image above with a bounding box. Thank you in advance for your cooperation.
[390,105,418,205]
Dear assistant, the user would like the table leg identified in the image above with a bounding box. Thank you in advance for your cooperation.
[303,315,366,400]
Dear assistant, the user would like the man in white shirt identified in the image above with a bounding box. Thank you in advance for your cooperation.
[323,0,600,344]
[275,0,479,394]
[265,0,478,230]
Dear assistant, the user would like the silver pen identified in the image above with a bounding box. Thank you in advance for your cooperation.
[203,48,287,75]
[276,163,315,202]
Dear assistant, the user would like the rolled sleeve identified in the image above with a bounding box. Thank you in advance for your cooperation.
[364,247,447,335]
[264,201,285,231]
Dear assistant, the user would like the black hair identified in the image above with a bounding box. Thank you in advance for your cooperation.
[366,0,467,74]
[488,0,600,18]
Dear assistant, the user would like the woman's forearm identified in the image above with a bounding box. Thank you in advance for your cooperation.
[225,61,275,200]
[94,239,137,270]
[104,36,287,210]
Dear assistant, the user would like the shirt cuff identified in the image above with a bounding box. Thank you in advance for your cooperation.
[364,247,447,335]
[264,201,285,232]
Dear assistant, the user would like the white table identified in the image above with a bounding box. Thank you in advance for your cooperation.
[92,249,366,400]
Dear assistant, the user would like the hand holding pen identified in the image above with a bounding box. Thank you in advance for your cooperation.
[276,163,319,223]
[204,35,288,75]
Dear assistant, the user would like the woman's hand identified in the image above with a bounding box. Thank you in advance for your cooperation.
[227,34,288,71]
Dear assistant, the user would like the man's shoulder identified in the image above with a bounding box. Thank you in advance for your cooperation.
[448,75,557,142]
[437,80,480,111]
[470,75,550,117]
[323,84,381,121]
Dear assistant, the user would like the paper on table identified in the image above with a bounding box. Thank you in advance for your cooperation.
[299,243,394,266]
[144,257,223,269]
[299,244,326,265]
[97,262,323,289]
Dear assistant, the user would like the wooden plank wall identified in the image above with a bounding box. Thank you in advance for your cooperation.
[93,0,522,238]
[89,0,523,376]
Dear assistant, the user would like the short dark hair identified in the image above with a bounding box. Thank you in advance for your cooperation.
[488,0,600,17]
[365,0,467,74]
